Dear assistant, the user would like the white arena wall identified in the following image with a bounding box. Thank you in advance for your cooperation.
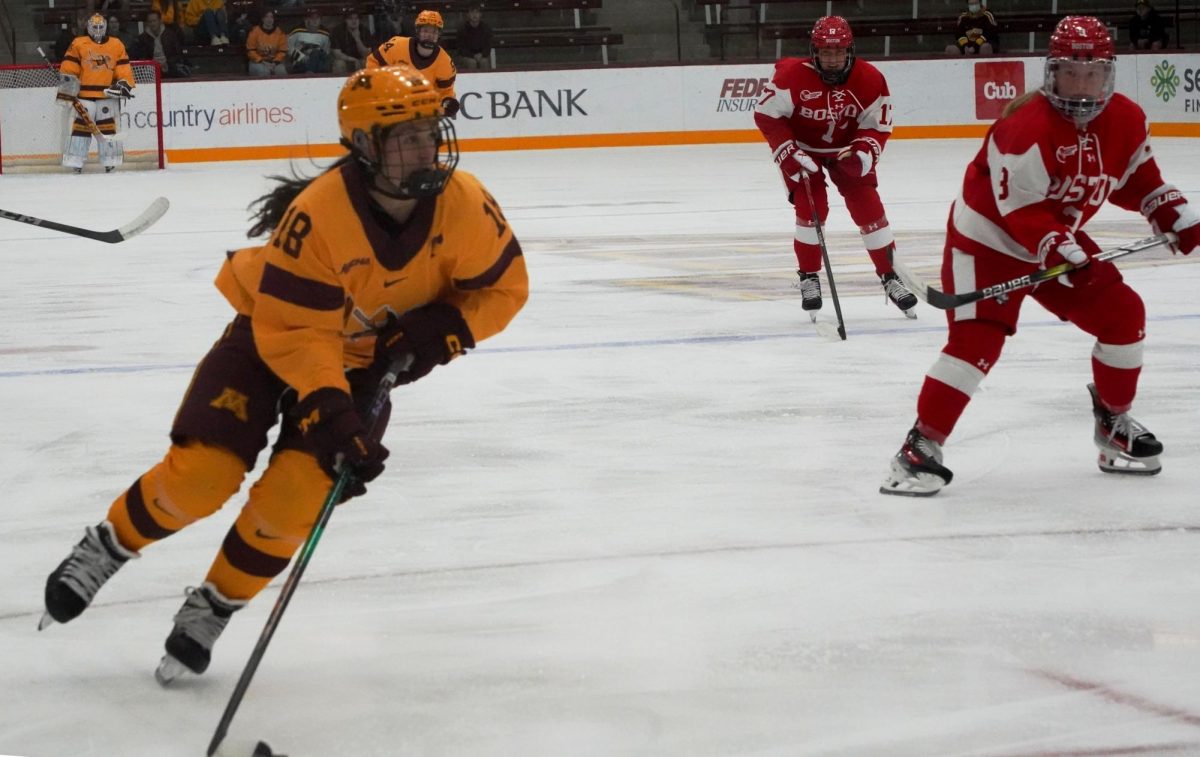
[5,54,1199,164]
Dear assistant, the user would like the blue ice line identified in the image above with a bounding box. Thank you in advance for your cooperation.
[2,313,1196,380]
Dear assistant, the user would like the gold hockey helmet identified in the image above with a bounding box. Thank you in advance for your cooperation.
[415,10,444,28]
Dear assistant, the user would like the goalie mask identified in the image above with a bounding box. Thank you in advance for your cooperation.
[811,16,855,86]
[337,64,459,199]
[86,13,108,42]
[1044,16,1116,125]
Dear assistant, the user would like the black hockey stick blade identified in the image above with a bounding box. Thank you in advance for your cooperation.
[893,233,1175,310]
[0,197,169,244]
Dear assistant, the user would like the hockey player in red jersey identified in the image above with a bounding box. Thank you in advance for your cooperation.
[881,16,1200,497]
[754,15,918,319]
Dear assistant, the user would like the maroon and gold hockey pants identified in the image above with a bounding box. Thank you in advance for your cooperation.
[105,316,390,601]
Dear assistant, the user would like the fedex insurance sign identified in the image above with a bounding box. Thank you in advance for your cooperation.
[974,61,1025,120]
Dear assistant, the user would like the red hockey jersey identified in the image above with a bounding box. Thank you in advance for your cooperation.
[950,92,1165,264]
[754,57,893,160]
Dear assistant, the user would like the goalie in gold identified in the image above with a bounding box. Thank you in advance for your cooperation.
[57,13,135,173]
[39,64,529,683]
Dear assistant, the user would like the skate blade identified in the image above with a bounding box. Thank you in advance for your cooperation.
[903,308,917,320]
[155,654,190,686]
[880,460,945,497]
[1098,451,1162,476]
[37,612,56,631]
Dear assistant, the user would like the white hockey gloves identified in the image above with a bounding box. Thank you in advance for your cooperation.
[834,138,881,178]
[103,80,134,99]
[773,140,818,183]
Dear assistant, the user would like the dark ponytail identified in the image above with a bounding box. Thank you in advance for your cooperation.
[246,156,352,238]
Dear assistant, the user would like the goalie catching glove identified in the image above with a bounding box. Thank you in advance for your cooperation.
[291,388,389,498]
[1143,187,1200,256]
[104,80,134,99]
[374,303,475,386]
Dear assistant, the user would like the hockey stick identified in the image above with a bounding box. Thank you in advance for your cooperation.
[0,197,169,243]
[35,46,127,144]
[801,172,847,341]
[892,233,1176,311]
[206,355,413,757]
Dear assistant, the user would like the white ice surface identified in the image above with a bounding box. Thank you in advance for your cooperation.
[2,140,1200,757]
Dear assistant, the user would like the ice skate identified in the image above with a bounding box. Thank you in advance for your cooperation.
[880,426,953,497]
[40,521,138,630]
[796,271,822,321]
[881,272,918,319]
[155,582,245,685]
[1089,383,1163,475]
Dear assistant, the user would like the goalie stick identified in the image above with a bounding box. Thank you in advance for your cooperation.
[204,355,413,757]
[0,197,170,243]
[35,46,127,144]
[892,233,1176,310]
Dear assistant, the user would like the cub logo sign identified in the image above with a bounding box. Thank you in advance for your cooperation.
[974,61,1025,120]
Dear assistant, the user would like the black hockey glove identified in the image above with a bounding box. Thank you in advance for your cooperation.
[374,303,475,386]
[104,80,134,99]
[291,387,389,497]
[441,97,461,119]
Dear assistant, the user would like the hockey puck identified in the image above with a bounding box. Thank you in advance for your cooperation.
[252,741,286,757]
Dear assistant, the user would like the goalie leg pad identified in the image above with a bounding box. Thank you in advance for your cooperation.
[95,99,124,167]
[62,134,91,168]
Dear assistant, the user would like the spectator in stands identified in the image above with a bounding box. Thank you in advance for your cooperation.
[229,7,253,45]
[455,4,493,70]
[131,10,191,77]
[248,10,289,76]
[54,10,90,62]
[151,0,186,33]
[330,11,374,74]
[185,0,231,46]
[107,15,134,49]
[1129,0,1169,50]
[376,7,415,40]
[946,0,998,55]
[288,8,333,74]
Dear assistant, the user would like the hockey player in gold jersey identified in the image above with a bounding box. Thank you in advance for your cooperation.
[367,9,459,117]
[39,64,529,682]
[57,13,135,172]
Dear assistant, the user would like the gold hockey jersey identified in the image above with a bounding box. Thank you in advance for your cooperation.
[366,37,457,101]
[60,35,135,100]
[216,162,528,400]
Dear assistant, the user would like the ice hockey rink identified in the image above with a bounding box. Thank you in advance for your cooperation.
[1,138,1199,757]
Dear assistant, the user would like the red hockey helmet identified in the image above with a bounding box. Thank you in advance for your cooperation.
[810,16,855,86]
[1044,16,1116,124]
[1048,15,1116,60]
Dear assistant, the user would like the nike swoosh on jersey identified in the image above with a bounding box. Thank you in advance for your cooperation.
[254,528,280,540]
[383,277,408,287]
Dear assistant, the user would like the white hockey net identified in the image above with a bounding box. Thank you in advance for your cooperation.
[0,60,165,173]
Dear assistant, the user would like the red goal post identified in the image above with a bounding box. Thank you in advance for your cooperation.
[0,60,165,174]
